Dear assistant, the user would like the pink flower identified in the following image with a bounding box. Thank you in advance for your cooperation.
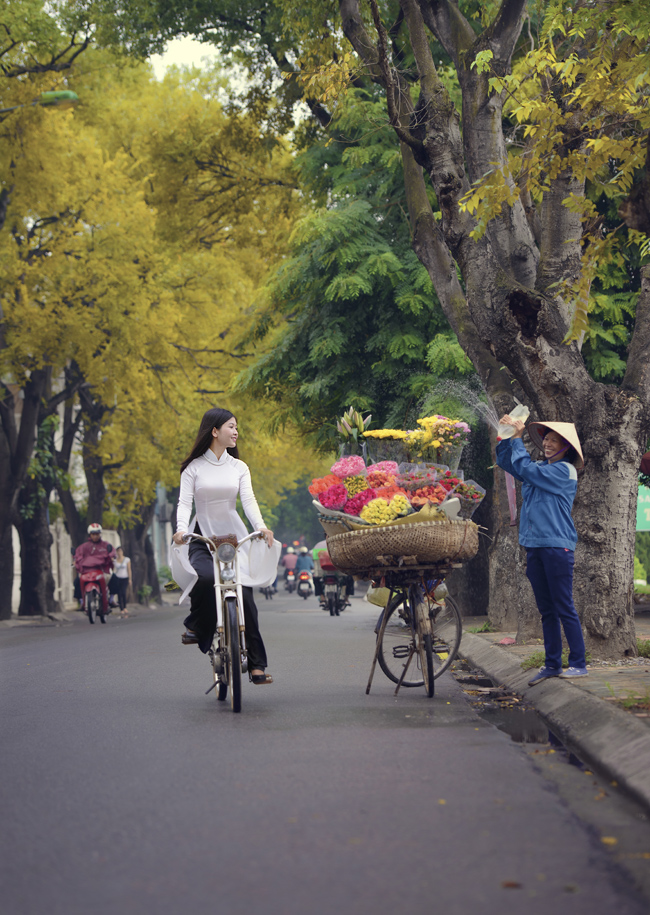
[344,488,377,515]
[366,461,399,475]
[319,484,349,511]
[330,455,366,478]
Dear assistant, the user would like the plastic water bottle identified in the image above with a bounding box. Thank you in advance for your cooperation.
[497,403,530,441]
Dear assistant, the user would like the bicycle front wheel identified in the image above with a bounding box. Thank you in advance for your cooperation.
[430,595,462,678]
[225,596,242,713]
[377,594,422,688]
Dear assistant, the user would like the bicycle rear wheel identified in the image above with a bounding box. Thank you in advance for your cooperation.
[225,596,242,713]
[377,593,422,688]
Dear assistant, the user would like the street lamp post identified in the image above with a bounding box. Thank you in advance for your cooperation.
[0,90,79,116]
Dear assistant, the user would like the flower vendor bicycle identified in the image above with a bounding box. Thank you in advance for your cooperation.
[368,568,462,698]
[183,531,265,713]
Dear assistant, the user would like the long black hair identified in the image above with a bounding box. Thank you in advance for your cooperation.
[180,407,239,473]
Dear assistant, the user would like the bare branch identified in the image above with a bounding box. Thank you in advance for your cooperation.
[369,0,424,152]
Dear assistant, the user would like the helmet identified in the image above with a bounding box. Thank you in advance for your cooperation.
[286,547,295,554]
[299,546,308,553]
[87,523,102,535]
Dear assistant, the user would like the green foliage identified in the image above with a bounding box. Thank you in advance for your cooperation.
[636,532,650,580]
[271,477,327,546]
[637,639,650,659]
[466,620,496,633]
[157,564,172,583]
[634,555,647,582]
[425,335,474,377]
[19,417,71,521]
[233,87,457,451]
[137,583,153,604]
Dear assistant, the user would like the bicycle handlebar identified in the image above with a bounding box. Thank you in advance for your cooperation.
[180,531,265,550]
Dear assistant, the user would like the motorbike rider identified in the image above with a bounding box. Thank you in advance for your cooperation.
[295,546,314,573]
[280,546,298,583]
[74,523,115,616]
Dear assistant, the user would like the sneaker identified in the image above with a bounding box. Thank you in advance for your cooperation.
[559,667,588,679]
[527,667,562,686]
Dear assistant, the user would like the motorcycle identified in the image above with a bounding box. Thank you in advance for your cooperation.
[296,570,313,600]
[284,569,296,593]
[79,569,108,624]
[321,572,348,617]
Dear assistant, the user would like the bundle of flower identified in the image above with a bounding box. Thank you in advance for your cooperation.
[412,415,471,454]
[366,461,400,475]
[409,483,450,507]
[367,469,397,490]
[437,471,463,493]
[363,414,471,466]
[395,468,439,491]
[308,473,343,496]
[360,494,414,525]
[319,484,349,511]
[344,488,377,516]
[453,480,486,518]
[331,454,366,479]
[343,474,369,496]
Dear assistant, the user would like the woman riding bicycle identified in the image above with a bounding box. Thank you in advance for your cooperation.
[172,408,277,685]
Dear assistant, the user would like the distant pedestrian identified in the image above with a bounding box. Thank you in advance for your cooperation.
[112,547,132,616]
[496,416,588,686]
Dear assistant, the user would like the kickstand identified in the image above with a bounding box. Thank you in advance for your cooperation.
[366,605,391,695]
[394,648,416,695]
[205,680,217,695]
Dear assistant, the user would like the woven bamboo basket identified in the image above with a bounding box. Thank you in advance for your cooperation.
[326,519,478,572]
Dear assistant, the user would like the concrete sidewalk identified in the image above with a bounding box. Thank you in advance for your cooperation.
[458,605,650,814]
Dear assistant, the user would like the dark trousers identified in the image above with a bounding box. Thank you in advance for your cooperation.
[526,547,586,670]
[184,538,268,669]
[113,577,129,611]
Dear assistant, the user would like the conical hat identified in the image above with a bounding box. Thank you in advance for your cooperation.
[527,422,584,470]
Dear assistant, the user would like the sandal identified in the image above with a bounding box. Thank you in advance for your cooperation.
[250,672,273,685]
[181,630,199,645]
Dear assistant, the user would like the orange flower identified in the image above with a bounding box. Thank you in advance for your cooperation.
[308,474,343,496]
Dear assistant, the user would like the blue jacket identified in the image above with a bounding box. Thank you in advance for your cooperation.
[295,554,314,572]
[495,438,578,551]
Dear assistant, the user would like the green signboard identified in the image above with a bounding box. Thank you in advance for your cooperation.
[638,486,650,531]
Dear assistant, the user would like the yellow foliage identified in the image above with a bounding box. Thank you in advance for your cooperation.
[1,47,314,520]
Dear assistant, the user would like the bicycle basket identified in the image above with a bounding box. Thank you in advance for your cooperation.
[325,519,478,573]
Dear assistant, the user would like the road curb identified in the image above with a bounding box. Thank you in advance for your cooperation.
[459,630,650,814]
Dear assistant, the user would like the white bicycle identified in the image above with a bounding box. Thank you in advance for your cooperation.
[183,531,265,713]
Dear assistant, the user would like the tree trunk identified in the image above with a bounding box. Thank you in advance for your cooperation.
[119,503,161,604]
[82,417,106,526]
[0,516,14,620]
[15,505,60,617]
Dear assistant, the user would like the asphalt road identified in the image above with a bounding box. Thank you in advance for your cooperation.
[1,591,648,915]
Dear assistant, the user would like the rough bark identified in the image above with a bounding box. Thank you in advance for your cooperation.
[0,368,48,619]
[54,395,86,548]
[15,491,60,617]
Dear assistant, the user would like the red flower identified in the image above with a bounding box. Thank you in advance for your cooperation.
[345,488,378,516]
